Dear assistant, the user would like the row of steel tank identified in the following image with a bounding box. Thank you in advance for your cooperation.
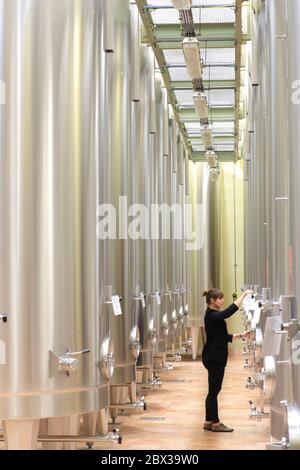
[0,0,213,450]
[242,0,300,450]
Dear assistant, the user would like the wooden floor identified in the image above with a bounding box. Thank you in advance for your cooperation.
[0,353,270,450]
[109,353,269,451]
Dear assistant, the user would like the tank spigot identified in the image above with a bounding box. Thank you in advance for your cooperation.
[148,328,158,345]
[249,400,261,420]
[245,376,256,390]
[275,320,300,341]
[58,349,90,376]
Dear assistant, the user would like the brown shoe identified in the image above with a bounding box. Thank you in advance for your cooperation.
[211,423,234,432]
[203,422,213,431]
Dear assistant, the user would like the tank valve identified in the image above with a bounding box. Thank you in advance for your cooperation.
[173,353,182,362]
[0,314,8,323]
[275,320,300,341]
[148,329,158,345]
[243,358,253,369]
[58,349,90,376]
[161,321,169,338]
[249,400,261,420]
[245,376,256,390]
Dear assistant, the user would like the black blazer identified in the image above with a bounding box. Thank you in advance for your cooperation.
[202,303,239,367]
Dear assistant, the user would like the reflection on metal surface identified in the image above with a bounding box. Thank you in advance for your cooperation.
[0,0,110,421]
[100,338,115,381]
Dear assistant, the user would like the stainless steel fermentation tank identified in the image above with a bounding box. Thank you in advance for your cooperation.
[285,0,300,450]
[0,0,113,449]
[135,45,158,385]
[152,78,170,371]
[104,0,144,417]
[167,121,182,356]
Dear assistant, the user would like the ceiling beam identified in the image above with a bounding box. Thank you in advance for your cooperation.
[179,107,235,121]
[142,23,236,47]
[188,135,235,143]
[171,80,236,89]
[191,151,235,161]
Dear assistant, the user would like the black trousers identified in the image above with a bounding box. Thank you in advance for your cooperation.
[204,361,225,423]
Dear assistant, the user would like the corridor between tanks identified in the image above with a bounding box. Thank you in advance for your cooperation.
[101,354,269,451]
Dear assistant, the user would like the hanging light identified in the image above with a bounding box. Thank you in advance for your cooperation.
[201,126,213,149]
[205,150,218,168]
[172,0,192,10]
[193,92,208,121]
[182,37,202,79]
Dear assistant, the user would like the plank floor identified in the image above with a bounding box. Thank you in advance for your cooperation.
[109,353,269,451]
[0,353,270,450]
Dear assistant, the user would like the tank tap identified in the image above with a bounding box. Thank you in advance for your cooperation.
[245,376,256,390]
[0,314,8,323]
[148,328,158,345]
[275,319,300,341]
[243,358,253,369]
[242,347,250,356]
[58,349,90,376]
[249,400,261,420]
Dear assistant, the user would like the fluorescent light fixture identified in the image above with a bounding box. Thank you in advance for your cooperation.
[182,37,202,79]
[172,0,192,10]
[193,92,208,121]
[206,150,218,168]
[201,126,213,148]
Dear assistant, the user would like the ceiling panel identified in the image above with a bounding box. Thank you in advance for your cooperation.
[192,7,235,24]
[164,48,235,66]
[202,66,235,81]
[175,88,235,106]
[150,8,181,24]
[168,66,235,81]
[201,47,235,65]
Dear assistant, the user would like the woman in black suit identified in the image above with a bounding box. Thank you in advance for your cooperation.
[202,288,252,432]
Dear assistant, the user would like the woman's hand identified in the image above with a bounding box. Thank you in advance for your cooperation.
[241,330,253,338]
[245,290,254,296]
[234,290,254,309]
[233,330,253,340]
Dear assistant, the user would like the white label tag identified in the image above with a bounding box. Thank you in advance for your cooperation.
[111,296,122,316]
[0,340,6,365]
[140,292,146,309]
[0,80,6,105]
[155,292,161,306]
[243,295,255,312]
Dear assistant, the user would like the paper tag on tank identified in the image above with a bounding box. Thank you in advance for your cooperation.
[0,340,6,365]
[111,296,123,316]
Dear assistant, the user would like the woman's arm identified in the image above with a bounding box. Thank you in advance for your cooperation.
[210,290,254,321]
[232,330,253,341]
[234,290,253,309]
